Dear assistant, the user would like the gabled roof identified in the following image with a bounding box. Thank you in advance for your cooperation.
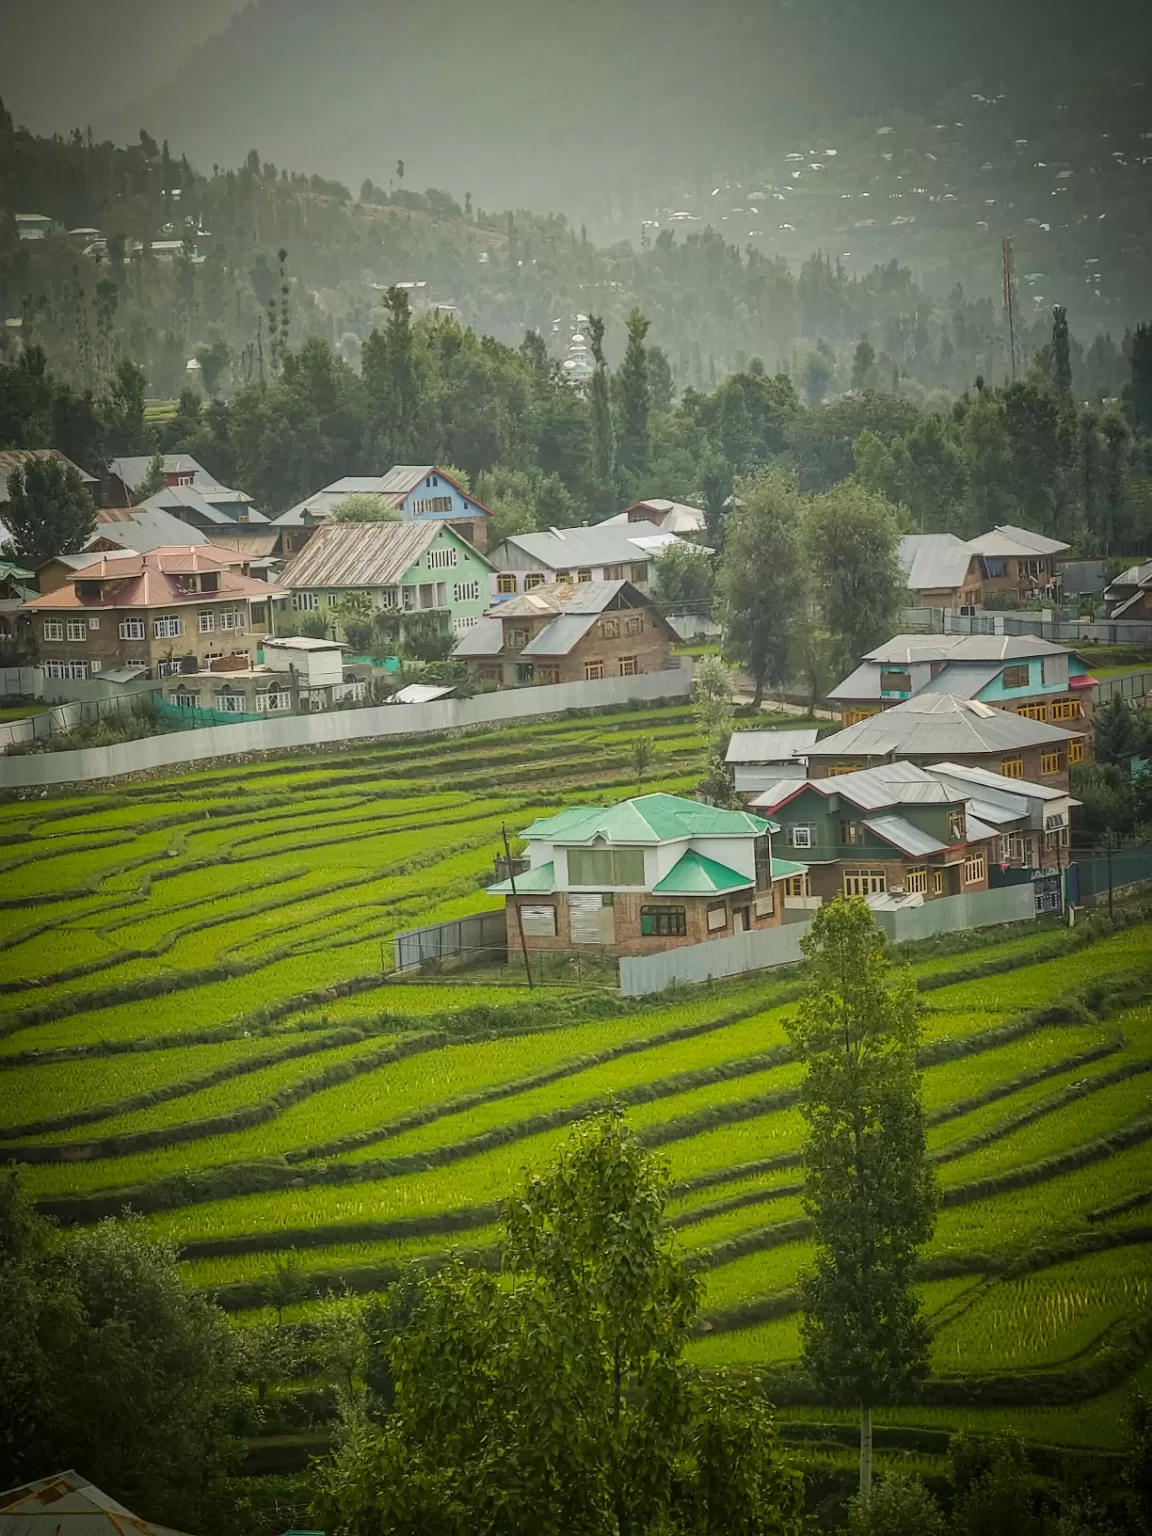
[519,613,600,656]
[860,813,949,857]
[807,692,1084,757]
[651,849,752,894]
[755,761,961,815]
[863,633,1071,663]
[25,546,276,610]
[602,499,706,533]
[0,1470,193,1536]
[899,533,978,592]
[925,760,1071,803]
[522,792,771,845]
[968,524,1070,557]
[493,521,670,570]
[274,468,493,527]
[106,454,214,492]
[492,579,640,618]
[453,616,505,657]
[279,520,491,589]
[487,860,556,894]
[91,504,211,550]
[726,729,820,765]
[143,486,268,524]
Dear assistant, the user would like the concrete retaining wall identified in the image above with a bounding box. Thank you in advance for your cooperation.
[0,667,693,789]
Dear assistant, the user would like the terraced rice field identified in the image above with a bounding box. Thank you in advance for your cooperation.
[2,701,1151,1465]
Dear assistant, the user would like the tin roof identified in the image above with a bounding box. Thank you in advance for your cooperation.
[863,633,1071,663]
[861,813,949,857]
[106,454,214,492]
[91,505,210,550]
[808,693,1083,757]
[651,849,752,894]
[522,792,771,845]
[519,612,600,656]
[494,521,668,570]
[25,547,276,610]
[967,524,1070,557]
[453,616,505,657]
[279,521,485,589]
[487,860,556,894]
[726,728,820,764]
[0,1472,193,1536]
[144,487,265,524]
[899,533,978,592]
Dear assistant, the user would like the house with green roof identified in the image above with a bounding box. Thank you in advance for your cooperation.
[487,792,806,956]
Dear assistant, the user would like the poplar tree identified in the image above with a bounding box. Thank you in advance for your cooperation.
[784,898,936,1497]
[717,472,804,708]
[587,314,616,519]
[616,307,651,488]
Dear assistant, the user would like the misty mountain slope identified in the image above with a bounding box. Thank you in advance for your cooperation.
[99,0,1150,220]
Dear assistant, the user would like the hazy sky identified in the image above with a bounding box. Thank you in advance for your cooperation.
[0,0,245,134]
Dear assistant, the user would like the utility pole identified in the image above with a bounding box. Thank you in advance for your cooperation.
[502,822,534,989]
[1002,237,1019,383]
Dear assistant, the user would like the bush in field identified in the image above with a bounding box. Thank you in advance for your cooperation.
[949,1430,1040,1536]
[847,1476,946,1536]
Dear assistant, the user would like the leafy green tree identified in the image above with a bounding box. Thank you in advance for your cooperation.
[616,308,651,489]
[784,898,936,1495]
[850,337,877,394]
[587,314,616,520]
[102,357,153,454]
[1095,695,1151,765]
[334,591,378,652]
[363,286,421,464]
[647,345,675,412]
[1051,305,1073,404]
[693,654,736,804]
[654,539,715,610]
[1123,322,1152,437]
[717,473,804,707]
[3,456,96,562]
[803,479,905,677]
[802,343,834,407]
[630,734,654,792]
[949,1431,1040,1536]
[194,339,232,398]
[330,492,401,523]
[475,466,580,544]
[847,1475,946,1536]
[314,1114,804,1536]
[131,451,167,504]
[401,610,454,661]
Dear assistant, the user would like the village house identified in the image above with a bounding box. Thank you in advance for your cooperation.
[600,498,707,535]
[805,693,1087,788]
[272,467,494,556]
[827,634,1095,729]
[920,762,1077,873]
[104,454,217,506]
[84,503,214,554]
[453,579,678,688]
[1103,559,1152,620]
[487,793,806,957]
[23,546,284,682]
[899,525,1070,611]
[725,729,820,796]
[0,558,35,656]
[161,635,364,717]
[486,522,687,598]
[0,448,98,513]
[752,761,1001,907]
[278,519,494,640]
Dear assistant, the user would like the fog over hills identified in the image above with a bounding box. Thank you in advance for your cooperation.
[92,0,1149,224]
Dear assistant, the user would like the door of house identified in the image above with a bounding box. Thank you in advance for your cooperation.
[733,905,751,933]
[569,893,614,945]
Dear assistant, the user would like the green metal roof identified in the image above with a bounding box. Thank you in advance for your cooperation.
[650,849,753,895]
[771,855,809,880]
[486,860,556,895]
[522,793,771,845]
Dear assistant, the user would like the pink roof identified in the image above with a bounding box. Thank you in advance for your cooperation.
[25,546,279,610]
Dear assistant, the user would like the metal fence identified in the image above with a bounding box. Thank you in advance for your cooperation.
[1073,843,1152,902]
[618,884,1037,996]
[393,911,508,971]
[0,688,161,752]
[899,608,1152,646]
[1096,672,1152,705]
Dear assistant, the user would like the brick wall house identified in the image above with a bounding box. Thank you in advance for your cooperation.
[455,579,679,688]
[489,793,806,958]
[23,546,284,682]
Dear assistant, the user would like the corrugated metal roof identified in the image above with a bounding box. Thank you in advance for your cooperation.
[145,487,268,524]
[519,612,599,656]
[912,662,1003,700]
[279,521,441,588]
[91,505,210,550]
[0,449,97,499]
[107,454,212,491]
[453,616,505,657]
[863,633,1070,662]
[387,682,456,703]
[726,729,820,764]
[494,580,627,618]
[808,693,1083,756]
[991,523,1069,555]
[651,849,752,895]
[487,860,556,894]
[523,793,769,845]
[967,525,1069,557]
[495,521,667,570]
[927,760,1068,801]
[376,465,436,495]
[964,812,1002,842]
[0,1472,192,1536]
[861,813,948,856]
[899,533,976,591]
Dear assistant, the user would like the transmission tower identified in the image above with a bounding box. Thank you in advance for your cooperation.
[1002,236,1019,383]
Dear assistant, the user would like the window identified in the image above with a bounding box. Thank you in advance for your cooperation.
[251,604,267,627]
[508,626,530,650]
[1001,833,1025,863]
[1000,757,1024,779]
[292,592,318,612]
[844,709,875,726]
[619,656,638,676]
[199,572,219,593]
[256,690,292,712]
[171,690,199,709]
[175,471,194,486]
[1019,559,1042,580]
[453,581,480,603]
[984,558,1006,578]
[1002,664,1030,689]
[411,495,453,515]
[402,586,416,611]
[219,609,244,631]
[426,546,458,570]
[567,847,646,886]
[156,659,182,677]
[640,906,687,937]
[87,616,100,631]
[826,765,856,777]
[625,614,644,636]
[585,660,605,680]
[963,851,987,885]
[1040,751,1064,777]
[1068,740,1085,764]
[933,869,945,895]
[519,904,557,938]
[843,868,886,896]
[880,669,911,694]
[783,874,809,898]
[948,810,965,843]
[603,564,624,581]
[789,825,814,849]
[905,866,928,893]
[555,570,571,583]
[43,660,88,680]
[497,574,517,594]
[153,614,182,638]
[1051,698,1080,720]
[754,834,773,891]
[43,620,64,641]
[599,617,621,639]
[538,666,561,684]
[707,901,728,931]
[455,615,479,632]
[66,619,87,642]
[630,563,647,583]
[198,611,215,633]
[1017,703,1047,721]
[839,820,865,846]
[577,568,593,583]
[514,662,536,685]
[77,581,101,598]
[213,692,246,714]
[118,618,145,640]
[523,572,545,590]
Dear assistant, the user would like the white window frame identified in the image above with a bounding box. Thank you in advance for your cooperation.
[87,616,100,631]
[292,592,318,612]
[43,620,64,641]
[426,546,458,570]
[256,690,292,712]
[198,611,215,633]
[789,825,814,849]
[66,619,87,642]
[153,614,182,639]
[963,852,987,885]
[453,580,480,603]
[171,690,199,709]
[118,618,145,640]
[219,608,244,631]
[213,692,246,714]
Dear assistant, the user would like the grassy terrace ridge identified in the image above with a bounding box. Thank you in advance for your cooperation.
[3,700,1152,1463]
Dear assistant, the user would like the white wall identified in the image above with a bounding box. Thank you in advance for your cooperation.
[0,667,693,788]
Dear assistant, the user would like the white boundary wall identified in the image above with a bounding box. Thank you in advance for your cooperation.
[618,884,1036,996]
[0,668,693,789]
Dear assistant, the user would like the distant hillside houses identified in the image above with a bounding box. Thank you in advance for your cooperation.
[272,467,493,555]
[900,524,1070,611]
